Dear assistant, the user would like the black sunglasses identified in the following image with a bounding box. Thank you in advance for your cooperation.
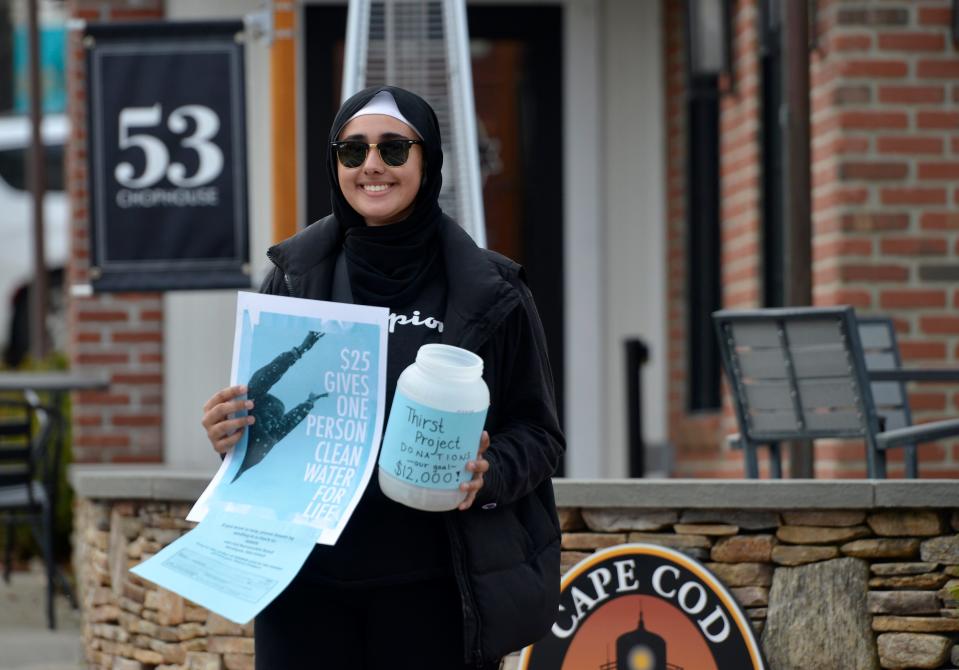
[331,139,422,168]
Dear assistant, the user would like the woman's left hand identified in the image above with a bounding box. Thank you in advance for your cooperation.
[458,431,490,511]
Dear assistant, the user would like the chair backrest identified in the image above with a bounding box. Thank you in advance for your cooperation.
[0,399,36,490]
[713,307,881,445]
[857,317,912,432]
[0,396,53,510]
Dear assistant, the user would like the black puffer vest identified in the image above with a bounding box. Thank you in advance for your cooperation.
[263,215,565,665]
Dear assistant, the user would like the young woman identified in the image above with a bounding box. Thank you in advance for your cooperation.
[201,86,565,669]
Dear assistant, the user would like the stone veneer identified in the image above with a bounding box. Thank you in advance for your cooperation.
[70,470,959,670]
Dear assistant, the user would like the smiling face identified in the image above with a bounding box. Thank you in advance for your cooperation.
[335,114,424,227]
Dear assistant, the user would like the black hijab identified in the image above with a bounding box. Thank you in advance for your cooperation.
[327,86,444,308]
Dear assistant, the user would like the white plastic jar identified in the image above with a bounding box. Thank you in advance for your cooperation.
[378,344,490,511]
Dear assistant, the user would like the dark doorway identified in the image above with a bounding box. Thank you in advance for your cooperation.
[303,4,566,435]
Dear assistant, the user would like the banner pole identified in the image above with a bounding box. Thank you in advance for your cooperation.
[271,3,298,243]
[27,0,48,359]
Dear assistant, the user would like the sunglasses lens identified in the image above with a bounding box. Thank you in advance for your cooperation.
[334,141,415,168]
[379,141,412,167]
[336,143,367,168]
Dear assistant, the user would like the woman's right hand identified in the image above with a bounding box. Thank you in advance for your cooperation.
[201,385,255,454]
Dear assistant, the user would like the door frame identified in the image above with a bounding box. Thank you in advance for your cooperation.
[296,0,606,477]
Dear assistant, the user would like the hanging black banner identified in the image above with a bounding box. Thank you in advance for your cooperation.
[85,21,250,291]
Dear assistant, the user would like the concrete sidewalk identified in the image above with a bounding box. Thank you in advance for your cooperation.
[0,563,84,670]
[0,561,530,669]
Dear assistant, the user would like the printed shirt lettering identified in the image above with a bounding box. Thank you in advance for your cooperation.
[387,310,444,334]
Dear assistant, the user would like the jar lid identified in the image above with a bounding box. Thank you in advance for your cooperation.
[415,344,483,381]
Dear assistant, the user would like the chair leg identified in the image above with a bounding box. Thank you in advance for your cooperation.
[55,567,79,610]
[3,521,12,584]
[769,442,783,479]
[905,444,918,479]
[33,509,56,630]
[866,438,886,479]
[744,441,759,479]
[45,516,56,630]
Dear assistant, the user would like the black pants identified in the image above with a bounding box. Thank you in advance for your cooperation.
[255,577,501,669]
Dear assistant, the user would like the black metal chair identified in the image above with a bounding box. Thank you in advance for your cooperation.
[857,317,918,478]
[713,306,959,478]
[0,392,61,628]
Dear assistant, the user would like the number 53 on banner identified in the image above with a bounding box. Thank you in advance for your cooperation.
[115,104,223,189]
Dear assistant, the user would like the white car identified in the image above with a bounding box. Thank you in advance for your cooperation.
[0,114,69,364]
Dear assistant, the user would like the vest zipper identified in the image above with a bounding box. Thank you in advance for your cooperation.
[264,250,296,296]
[445,515,484,666]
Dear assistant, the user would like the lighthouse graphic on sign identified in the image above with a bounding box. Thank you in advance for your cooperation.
[599,607,682,670]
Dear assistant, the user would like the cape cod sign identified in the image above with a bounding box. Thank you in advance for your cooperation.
[521,544,767,670]
[84,21,250,291]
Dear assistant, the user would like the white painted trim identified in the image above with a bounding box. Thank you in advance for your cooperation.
[600,0,668,478]
[643,0,669,460]
[563,0,605,478]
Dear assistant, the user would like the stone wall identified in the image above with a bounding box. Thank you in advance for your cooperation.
[559,506,959,670]
[75,499,252,670]
[70,474,959,669]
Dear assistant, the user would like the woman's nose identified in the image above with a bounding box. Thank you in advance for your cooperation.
[362,145,386,172]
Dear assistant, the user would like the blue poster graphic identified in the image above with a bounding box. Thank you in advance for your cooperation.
[190,292,389,546]
[132,293,389,623]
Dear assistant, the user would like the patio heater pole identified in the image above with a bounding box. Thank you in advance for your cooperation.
[27,0,49,361]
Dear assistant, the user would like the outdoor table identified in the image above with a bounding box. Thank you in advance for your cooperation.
[0,370,110,393]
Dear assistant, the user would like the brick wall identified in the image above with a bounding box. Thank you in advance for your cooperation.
[66,0,166,464]
[666,0,959,478]
[811,0,959,478]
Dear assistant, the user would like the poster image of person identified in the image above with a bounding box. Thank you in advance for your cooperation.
[188,293,388,548]
[231,330,329,483]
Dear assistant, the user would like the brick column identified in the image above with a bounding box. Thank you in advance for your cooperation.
[666,0,959,478]
[66,0,165,463]
[714,0,765,478]
[666,0,763,477]
[811,0,959,477]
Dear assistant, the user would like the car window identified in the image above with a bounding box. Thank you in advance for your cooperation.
[0,144,65,192]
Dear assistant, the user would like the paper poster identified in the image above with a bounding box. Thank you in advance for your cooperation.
[132,292,389,622]
[131,510,320,624]
[189,291,389,546]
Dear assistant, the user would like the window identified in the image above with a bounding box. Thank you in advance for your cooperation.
[686,73,722,412]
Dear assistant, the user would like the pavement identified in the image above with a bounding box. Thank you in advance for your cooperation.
[0,562,525,670]
[0,562,84,670]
